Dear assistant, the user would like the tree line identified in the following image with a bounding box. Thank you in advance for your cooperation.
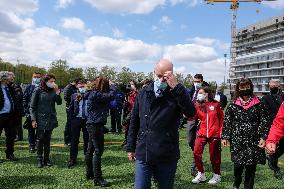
[0,58,222,92]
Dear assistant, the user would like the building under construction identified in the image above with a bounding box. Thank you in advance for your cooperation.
[231,13,284,94]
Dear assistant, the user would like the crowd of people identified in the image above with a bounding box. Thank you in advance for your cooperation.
[0,59,284,189]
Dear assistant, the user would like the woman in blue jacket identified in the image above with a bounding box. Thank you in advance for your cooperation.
[85,76,114,187]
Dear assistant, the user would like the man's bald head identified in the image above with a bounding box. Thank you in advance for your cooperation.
[154,59,173,79]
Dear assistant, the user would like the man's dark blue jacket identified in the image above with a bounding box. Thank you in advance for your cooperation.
[69,91,91,119]
[127,82,196,164]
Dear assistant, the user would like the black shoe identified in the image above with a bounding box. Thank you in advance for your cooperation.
[29,147,36,153]
[44,160,53,167]
[94,178,110,187]
[274,170,283,180]
[232,183,239,189]
[86,174,94,180]
[67,159,77,168]
[6,154,18,161]
[37,160,44,168]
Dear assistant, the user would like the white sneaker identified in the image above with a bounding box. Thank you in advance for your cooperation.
[208,174,221,185]
[192,172,207,184]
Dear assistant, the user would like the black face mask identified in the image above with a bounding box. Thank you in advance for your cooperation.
[239,89,252,97]
[270,87,279,95]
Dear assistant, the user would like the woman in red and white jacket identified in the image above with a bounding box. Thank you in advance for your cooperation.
[266,102,284,154]
[192,86,224,185]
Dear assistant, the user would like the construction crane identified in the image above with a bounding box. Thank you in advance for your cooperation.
[204,0,276,89]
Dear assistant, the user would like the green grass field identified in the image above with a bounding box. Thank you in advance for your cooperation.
[0,101,283,189]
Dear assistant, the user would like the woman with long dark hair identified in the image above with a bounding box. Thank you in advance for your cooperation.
[192,86,224,185]
[85,76,115,187]
[30,74,62,168]
[222,78,270,189]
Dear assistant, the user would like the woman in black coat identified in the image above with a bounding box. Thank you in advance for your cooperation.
[221,78,270,189]
[30,74,62,168]
[85,76,114,187]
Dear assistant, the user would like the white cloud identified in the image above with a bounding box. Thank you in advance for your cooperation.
[0,0,37,34]
[191,58,228,82]
[60,17,92,35]
[169,0,201,6]
[0,0,38,16]
[188,37,230,50]
[0,26,162,69]
[160,16,173,25]
[174,66,186,74]
[56,0,74,9]
[0,12,34,33]
[163,44,218,63]
[84,0,166,14]
[82,36,162,66]
[0,27,83,68]
[112,28,124,38]
[262,0,284,9]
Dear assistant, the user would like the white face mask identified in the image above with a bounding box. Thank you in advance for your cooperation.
[130,84,136,90]
[197,94,206,102]
[46,82,54,88]
[194,82,202,89]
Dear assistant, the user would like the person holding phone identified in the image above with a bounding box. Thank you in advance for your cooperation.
[30,74,62,168]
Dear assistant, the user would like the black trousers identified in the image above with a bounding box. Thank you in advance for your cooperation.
[70,118,89,161]
[268,138,284,170]
[0,113,16,156]
[15,116,23,140]
[110,109,122,132]
[234,163,257,189]
[37,130,52,161]
[85,124,104,179]
[64,108,72,144]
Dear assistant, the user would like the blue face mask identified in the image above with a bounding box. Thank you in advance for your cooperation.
[32,78,41,86]
[154,77,168,92]
[79,88,87,94]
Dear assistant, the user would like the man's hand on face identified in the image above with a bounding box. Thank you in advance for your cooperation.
[127,152,136,161]
[164,71,177,89]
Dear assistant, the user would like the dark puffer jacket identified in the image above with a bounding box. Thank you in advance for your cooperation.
[30,88,62,130]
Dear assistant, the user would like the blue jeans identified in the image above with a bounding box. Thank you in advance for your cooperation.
[134,160,177,189]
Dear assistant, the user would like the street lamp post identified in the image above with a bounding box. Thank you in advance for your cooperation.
[224,54,227,85]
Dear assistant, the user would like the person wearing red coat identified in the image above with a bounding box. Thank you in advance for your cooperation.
[266,102,284,156]
[192,86,224,185]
